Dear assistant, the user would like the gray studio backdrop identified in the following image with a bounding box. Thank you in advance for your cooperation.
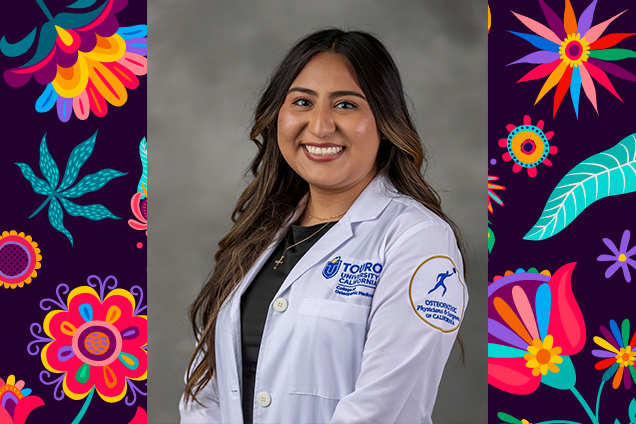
[149,1,487,423]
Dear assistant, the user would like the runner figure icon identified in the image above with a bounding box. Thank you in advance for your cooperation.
[428,267,456,297]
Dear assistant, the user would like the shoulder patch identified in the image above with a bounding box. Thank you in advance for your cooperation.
[408,255,466,332]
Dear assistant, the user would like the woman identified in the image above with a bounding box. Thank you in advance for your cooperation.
[180,28,468,424]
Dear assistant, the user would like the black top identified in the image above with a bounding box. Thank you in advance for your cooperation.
[240,221,337,423]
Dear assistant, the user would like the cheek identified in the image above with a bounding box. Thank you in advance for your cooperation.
[351,113,379,138]
[277,107,302,141]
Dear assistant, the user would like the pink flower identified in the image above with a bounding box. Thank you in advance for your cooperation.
[0,374,45,424]
[128,192,147,235]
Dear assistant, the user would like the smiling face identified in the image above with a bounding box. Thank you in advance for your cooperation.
[277,52,381,194]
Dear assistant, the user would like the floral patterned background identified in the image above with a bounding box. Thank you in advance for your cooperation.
[0,1,147,423]
[489,1,636,423]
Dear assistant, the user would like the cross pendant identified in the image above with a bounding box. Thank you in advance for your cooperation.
[274,253,285,269]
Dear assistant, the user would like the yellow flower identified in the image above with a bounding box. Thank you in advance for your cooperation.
[524,335,563,376]
[0,231,42,289]
[615,346,636,367]
[559,33,590,68]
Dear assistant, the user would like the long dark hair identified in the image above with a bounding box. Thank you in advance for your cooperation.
[184,28,468,406]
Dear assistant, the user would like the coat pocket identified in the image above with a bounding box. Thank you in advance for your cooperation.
[288,298,370,400]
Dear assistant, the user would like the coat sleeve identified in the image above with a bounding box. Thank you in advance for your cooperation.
[178,349,222,424]
[329,221,468,423]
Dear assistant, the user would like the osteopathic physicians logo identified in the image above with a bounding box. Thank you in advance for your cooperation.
[409,255,466,332]
[323,256,383,298]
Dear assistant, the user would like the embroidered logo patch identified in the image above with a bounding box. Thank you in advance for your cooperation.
[322,256,342,279]
[323,256,383,298]
[409,255,465,332]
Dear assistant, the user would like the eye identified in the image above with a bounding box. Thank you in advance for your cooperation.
[335,101,357,109]
[291,98,312,107]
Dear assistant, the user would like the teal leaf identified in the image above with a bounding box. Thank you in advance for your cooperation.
[541,355,576,390]
[15,163,52,195]
[0,27,37,57]
[18,22,57,69]
[35,84,58,113]
[48,197,73,245]
[137,138,147,198]
[59,197,120,220]
[66,0,98,9]
[629,398,636,420]
[39,134,59,190]
[488,343,526,358]
[58,131,97,192]
[59,169,127,198]
[615,420,620,424]
[525,133,636,240]
[117,25,147,40]
[53,1,109,29]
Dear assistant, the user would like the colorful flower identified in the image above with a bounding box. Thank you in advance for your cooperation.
[2,0,147,122]
[41,283,147,403]
[0,374,44,424]
[509,0,636,118]
[0,231,42,289]
[592,318,636,389]
[488,263,586,394]
[128,187,147,235]
[597,230,636,283]
[498,115,557,177]
[488,174,505,213]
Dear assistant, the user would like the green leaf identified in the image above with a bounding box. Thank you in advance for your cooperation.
[59,197,120,220]
[66,0,98,9]
[541,355,576,390]
[497,412,521,424]
[48,197,73,245]
[137,138,147,198]
[629,398,636,420]
[589,48,636,61]
[60,169,127,198]
[58,131,97,192]
[39,134,59,190]
[525,133,636,240]
[15,163,52,195]
[0,27,37,58]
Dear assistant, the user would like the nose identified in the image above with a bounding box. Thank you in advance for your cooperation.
[307,105,336,138]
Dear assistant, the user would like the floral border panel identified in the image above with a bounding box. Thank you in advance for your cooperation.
[0,1,147,423]
[489,1,636,423]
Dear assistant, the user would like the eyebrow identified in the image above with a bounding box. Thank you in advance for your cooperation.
[286,87,367,101]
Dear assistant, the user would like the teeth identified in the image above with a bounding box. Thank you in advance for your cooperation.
[305,145,344,156]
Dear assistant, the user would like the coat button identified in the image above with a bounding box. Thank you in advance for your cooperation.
[273,298,288,312]
[256,391,271,407]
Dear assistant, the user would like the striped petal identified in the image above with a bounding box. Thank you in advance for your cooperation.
[535,59,569,105]
[570,65,582,118]
[590,33,636,50]
[508,31,560,53]
[508,51,561,65]
[538,0,567,40]
[553,64,573,117]
[512,286,540,340]
[517,60,561,83]
[56,96,73,123]
[610,319,625,348]
[584,10,628,44]
[563,0,577,36]
[73,90,90,120]
[594,335,619,353]
[512,11,562,45]
[577,0,598,37]
[488,318,529,350]
[493,297,533,345]
[35,83,58,113]
[535,283,551,341]
[585,60,623,102]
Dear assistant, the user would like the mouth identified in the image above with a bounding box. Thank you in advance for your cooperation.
[302,144,345,162]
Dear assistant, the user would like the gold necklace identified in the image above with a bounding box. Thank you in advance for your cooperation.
[307,199,347,221]
[273,221,332,269]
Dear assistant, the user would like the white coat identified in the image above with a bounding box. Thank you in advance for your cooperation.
[179,173,468,423]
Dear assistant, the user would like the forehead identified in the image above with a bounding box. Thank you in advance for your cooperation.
[290,52,362,92]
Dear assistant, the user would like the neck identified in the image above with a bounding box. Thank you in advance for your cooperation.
[298,172,376,226]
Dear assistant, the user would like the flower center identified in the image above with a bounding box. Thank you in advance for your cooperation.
[619,253,627,262]
[520,139,537,155]
[536,348,552,364]
[566,41,582,60]
[623,353,631,361]
[84,331,111,356]
[616,347,635,366]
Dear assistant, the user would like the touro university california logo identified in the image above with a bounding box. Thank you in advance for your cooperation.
[322,256,342,279]
[409,255,465,332]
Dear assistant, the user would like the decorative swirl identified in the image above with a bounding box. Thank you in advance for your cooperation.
[87,274,119,301]
[40,370,66,401]
[125,378,147,406]
[40,283,69,311]
[27,323,54,356]
[130,285,147,316]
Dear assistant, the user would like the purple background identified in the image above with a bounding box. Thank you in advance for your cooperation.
[0,1,147,423]
[489,0,636,423]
